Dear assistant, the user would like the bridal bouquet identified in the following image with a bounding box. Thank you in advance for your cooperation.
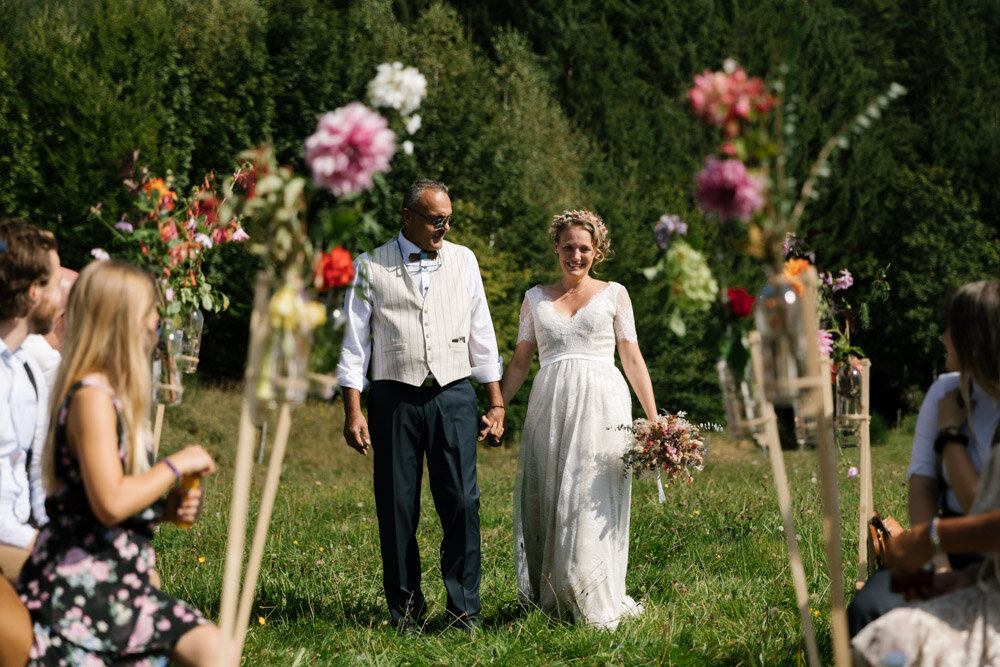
[622,413,706,483]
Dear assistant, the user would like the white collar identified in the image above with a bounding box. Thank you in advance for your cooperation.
[396,231,442,262]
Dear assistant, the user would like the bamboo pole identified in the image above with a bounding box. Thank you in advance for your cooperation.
[233,401,293,656]
[152,403,165,452]
[217,274,273,667]
[800,269,850,666]
[749,330,820,667]
[856,359,873,587]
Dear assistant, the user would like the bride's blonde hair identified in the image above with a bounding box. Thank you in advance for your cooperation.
[44,260,156,493]
[549,209,613,264]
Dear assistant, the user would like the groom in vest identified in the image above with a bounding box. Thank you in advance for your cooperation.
[337,179,505,633]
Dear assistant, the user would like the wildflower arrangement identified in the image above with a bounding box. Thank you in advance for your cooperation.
[622,413,706,483]
[643,214,718,337]
[683,59,902,381]
[687,58,906,265]
[90,160,249,319]
[781,233,889,369]
[217,62,426,405]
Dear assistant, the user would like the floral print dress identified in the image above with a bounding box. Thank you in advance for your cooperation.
[18,379,207,665]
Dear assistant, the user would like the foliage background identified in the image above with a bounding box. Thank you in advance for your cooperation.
[2,0,999,421]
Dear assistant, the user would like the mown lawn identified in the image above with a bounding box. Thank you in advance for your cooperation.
[153,381,912,665]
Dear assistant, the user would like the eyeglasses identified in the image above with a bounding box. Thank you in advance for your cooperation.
[409,208,454,231]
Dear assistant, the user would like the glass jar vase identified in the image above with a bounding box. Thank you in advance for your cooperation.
[152,320,184,405]
[754,276,808,407]
[835,359,863,447]
[178,308,204,374]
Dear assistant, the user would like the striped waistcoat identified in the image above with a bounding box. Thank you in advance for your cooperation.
[367,239,473,386]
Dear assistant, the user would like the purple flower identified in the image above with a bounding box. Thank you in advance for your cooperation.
[654,214,687,249]
[817,329,834,356]
[165,286,175,302]
[847,466,859,479]
[304,102,396,197]
[819,271,833,286]
[90,248,110,261]
[231,226,249,242]
[694,157,765,222]
[832,268,853,292]
[783,232,795,257]
[194,233,214,249]
[114,220,134,233]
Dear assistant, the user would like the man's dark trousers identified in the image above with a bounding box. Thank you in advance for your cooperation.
[368,378,481,628]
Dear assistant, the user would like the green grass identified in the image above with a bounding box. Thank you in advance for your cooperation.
[153,382,913,665]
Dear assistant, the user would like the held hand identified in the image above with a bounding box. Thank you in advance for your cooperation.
[344,409,371,456]
[164,485,203,525]
[938,386,972,431]
[170,445,216,478]
[478,407,505,446]
[886,523,936,578]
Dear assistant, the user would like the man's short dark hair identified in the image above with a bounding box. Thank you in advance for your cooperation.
[402,179,448,213]
[0,218,58,320]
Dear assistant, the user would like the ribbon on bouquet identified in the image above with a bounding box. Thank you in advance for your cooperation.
[656,470,666,504]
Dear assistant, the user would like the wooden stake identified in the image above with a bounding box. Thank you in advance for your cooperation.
[857,359,873,587]
[233,401,293,656]
[152,403,165,453]
[217,273,273,667]
[800,268,850,666]
[749,330,820,667]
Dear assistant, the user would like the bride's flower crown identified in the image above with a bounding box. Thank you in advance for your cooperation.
[550,209,607,236]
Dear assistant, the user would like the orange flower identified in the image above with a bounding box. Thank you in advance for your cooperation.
[782,258,810,295]
[144,178,177,211]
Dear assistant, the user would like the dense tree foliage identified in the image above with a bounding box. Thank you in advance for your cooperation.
[1,0,997,420]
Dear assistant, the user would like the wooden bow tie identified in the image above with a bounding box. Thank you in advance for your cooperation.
[408,250,438,262]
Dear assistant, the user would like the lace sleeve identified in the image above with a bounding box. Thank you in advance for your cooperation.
[516,291,536,345]
[613,284,638,343]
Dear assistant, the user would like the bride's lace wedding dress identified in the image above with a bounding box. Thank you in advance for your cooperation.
[513,281,643,630]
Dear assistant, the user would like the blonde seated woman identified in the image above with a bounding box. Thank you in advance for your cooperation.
[17,260,222,666]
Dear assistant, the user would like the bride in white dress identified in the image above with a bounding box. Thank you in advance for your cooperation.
[499,209,658,630]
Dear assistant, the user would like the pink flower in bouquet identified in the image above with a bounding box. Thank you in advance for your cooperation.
[159,220,178,243]
[817,329,834,357]
[688,63,776,138]
[694,157,765,222]
[832,268,854,292]
[305,102,396,197]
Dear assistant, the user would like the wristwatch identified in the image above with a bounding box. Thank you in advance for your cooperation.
[933,425,968,455]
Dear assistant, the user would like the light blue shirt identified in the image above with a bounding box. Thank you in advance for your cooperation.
[0,338,50,548]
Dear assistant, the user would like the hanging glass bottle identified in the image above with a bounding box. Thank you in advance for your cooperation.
[835,359,863,447]
[152,319,184,405]
[754,276,808,407]
[178,308,204,374]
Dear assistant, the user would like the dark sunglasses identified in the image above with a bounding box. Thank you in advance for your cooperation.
[409,208,454,231]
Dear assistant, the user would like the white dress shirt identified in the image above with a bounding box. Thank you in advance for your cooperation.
[0,338,50,548]
[21,333,61,390]
[337,232,503,391]
[908,372,1000,515]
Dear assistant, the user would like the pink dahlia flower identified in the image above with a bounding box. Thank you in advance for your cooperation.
[694,157,765,222]
[305,103,396,197]
[817,329,834,357]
